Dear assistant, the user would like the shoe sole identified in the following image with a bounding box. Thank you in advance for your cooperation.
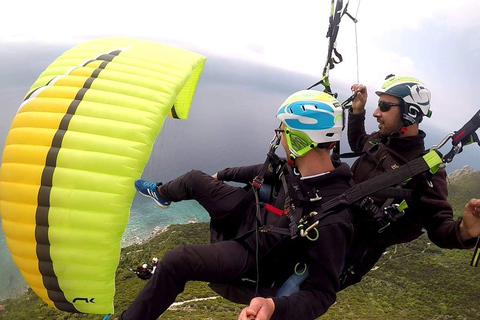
[137,191,170,209]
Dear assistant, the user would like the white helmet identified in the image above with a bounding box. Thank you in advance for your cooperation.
[152,257,158,263]
[276,90,343,158]
[375,75,432,126]
[142,264,148,269]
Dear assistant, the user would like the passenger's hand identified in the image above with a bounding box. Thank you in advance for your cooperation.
[237,297,275,320]
[212,173,218,179]
[350,84,367,114]
[459,198,480,241]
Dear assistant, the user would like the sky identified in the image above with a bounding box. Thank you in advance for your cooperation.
[1,0,480,166]
[0,0,480,163]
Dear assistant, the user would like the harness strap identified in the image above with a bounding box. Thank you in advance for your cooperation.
[280,170,304,239]
[252,150,278,189]
[371,186,412,200]
[260,150,443,240]
[343,152,439,204]
[305,150,442,232]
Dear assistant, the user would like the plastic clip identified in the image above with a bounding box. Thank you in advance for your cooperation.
[252,176,264,189]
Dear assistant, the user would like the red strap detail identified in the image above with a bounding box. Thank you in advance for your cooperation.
[400,127,407,134]
[453,130,466,143]
[265,204,284,216]
[252,181,262,189]
[252,176,264,189]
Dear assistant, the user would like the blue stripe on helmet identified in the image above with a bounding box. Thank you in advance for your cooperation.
[284,113,335,131]
[277,100,335,131]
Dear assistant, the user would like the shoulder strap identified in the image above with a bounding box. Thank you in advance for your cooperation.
[308,150,443,227]
[259,150,443,239]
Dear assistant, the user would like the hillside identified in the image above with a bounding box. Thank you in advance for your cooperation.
[447,166,480,215]
[1,171,479,319]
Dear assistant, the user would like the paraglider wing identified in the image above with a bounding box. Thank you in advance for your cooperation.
[0,37,205,314]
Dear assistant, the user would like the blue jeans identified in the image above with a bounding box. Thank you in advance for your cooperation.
[275,270,309,297]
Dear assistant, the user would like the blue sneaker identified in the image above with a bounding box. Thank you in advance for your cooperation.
[134,179,171,209]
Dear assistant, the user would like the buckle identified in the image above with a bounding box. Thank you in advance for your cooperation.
[377,201,408,233]
[252,176,264,189]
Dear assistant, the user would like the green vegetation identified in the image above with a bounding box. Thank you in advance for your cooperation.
[448,170,480,216]
[1,176,479,319]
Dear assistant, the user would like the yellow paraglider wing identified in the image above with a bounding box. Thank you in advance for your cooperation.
[0,37,205,314]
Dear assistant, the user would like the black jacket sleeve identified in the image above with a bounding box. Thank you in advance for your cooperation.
[421,169,477,249]
[216,164,264,184]
[347,109,371,153]
[217,160,285,185]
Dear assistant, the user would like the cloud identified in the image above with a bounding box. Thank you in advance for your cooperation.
[1,0,478,156]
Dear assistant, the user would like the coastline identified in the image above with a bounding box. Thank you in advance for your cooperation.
[0,219,202,304]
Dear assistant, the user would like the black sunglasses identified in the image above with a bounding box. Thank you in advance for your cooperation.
[378,101,400,112]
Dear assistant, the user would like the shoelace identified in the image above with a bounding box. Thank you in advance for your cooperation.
[146,182,157,190]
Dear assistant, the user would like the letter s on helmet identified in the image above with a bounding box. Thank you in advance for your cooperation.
[375,75,432,126]
[276,90,343,159]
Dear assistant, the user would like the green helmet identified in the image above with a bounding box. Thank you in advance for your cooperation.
[375,74,432,126]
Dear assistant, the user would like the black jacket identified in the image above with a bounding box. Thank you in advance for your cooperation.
[218,162,354,320]
[343,110,477,288]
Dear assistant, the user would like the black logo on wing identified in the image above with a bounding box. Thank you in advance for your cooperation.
[73,297,95,303]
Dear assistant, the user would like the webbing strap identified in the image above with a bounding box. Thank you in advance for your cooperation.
[314,151,442,223]
[261,151,442,238]
[371,187,412,200]
[252,151,276,189]
[308,0,346,93]
[345,156,429,205]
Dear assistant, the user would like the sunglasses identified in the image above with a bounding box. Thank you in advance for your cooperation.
[378,101,400,112]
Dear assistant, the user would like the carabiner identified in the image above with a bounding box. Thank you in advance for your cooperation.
[429,132,454,151]
[300,221,320,241]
